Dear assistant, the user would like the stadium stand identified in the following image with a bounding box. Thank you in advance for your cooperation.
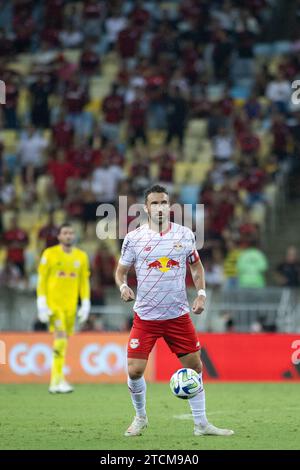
[0,0,300,332]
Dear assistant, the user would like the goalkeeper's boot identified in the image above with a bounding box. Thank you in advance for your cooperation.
[194,422,234,436]
[48,382,60,394]
[57,379,74,393]
[124,415,148,437]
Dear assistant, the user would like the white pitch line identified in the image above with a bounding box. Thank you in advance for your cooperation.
[173,407,300,420]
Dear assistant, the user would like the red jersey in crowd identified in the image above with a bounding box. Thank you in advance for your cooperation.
[52,121,74,148]
[238,131,260,154]
[67,146,97,177]
[48,158,78,197]
[2,228,28,263]
[38,224,59,247]
[45,0,65,27]
[80,49,100,74]
[65,84,88,113]
[93,252,116,286]
[118,27,140,59]
[103,94,125,123]
[239,169,265,193]
[131,6,150,27]
[128,98,147,129]
[4,82,18,109]
[210,201,234,234]
[83,1,104,19]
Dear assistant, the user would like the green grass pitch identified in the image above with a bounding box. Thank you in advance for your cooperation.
[0,383,299,450]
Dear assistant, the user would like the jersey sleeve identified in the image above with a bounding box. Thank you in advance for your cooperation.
[37,249,51,298]
[186,230,200,265]
[80,252,91,301]
[119,234,136,266]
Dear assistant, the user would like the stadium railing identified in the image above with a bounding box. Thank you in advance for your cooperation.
[0,286,299,333]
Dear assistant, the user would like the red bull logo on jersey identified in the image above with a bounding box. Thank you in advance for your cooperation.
[57,271,77,278]
[173,242,183,250]
[147,257,180,273]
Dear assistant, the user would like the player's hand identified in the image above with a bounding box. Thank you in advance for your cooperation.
[120,285,135,302]
[77,299,91,324]
[192,295,206,315]
[37,296,52,323]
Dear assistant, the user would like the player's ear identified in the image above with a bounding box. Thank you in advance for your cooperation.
[143,204,149,214]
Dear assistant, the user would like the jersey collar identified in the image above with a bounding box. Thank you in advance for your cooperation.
[147,222,172,237]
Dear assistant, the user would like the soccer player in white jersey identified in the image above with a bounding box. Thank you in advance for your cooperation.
[115,184,234,437]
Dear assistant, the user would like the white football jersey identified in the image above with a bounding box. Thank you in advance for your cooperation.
[119,222,200,320]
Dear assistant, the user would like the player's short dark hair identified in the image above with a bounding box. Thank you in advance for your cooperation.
[58,222,73,234]
[144,185,168,203]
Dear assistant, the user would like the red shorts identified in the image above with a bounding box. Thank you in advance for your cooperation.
[127,312,201,360]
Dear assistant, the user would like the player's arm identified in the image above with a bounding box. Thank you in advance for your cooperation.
[189,259,206,315]
[77,252,91,324]
[116,234,136,302]
[187,243,206,315]
[79,252,91,302]
[36,250,52,322]
[115,262,135,302]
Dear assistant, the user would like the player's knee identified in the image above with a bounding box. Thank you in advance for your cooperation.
[127,357,147,379]
[127,363,145,380]
[128,368,144,380]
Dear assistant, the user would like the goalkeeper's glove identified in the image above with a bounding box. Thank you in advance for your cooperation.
[37,296,52,323]
[77,299,91,324]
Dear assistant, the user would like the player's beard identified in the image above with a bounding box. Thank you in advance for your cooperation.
[158,211,164,228]
[149,211,169,230]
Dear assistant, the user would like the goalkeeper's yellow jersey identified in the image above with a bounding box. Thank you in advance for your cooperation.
[37,244,90,311]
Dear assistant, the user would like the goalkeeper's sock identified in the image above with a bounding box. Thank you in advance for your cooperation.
[188,372,209,427]
[127,376,147,418]
[51,338,67,385]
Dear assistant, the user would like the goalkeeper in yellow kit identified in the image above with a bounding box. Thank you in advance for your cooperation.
[37,223,91,393]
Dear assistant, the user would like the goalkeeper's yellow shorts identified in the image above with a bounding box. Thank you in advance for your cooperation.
[49,308,76,336]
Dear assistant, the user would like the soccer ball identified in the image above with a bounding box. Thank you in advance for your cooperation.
[170,368,201,399]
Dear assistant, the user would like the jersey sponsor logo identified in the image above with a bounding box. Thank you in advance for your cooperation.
[173,242,183,250]
[57,271,77,278]
[147,257,180,273]
[129,338,140,349]
[144,246,152,252]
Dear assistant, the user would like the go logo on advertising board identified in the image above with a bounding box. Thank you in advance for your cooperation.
[0,340,6,364]
[9,343,52,376]
[80,343,126,376]
[8,341,127,377]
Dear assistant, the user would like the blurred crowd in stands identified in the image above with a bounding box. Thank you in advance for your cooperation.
[1,0,300,306]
